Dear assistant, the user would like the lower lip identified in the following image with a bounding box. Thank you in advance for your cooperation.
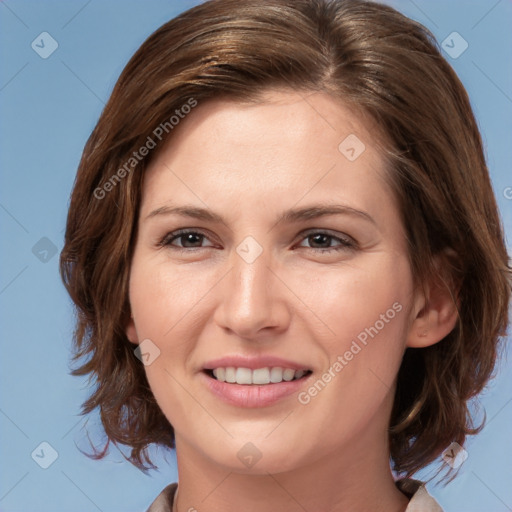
[201,372,311,408]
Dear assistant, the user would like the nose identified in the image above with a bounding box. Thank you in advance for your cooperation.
[213,243,292,341]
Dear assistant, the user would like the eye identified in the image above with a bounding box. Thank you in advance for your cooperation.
[159,228,356,254]
[295,230,356,253]
[158,229,214,250]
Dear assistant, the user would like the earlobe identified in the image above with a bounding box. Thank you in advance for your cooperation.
[125,314,139,345]
[406,254,460,349]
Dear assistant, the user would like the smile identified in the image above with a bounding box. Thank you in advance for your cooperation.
[201,363,313,407]
[207,367,312,385]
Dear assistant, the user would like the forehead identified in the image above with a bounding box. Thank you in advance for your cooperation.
[140,89,393,221]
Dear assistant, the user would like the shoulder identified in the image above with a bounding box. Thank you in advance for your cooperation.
[145,483,177,512]
[396,478,444,512]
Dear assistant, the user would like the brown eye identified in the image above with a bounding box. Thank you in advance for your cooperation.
[297,231,356,253]
[160,229,214,250]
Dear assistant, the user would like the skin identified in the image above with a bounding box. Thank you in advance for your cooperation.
[126,89,458,512]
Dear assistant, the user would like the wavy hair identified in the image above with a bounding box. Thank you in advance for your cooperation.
[60,0,511,478]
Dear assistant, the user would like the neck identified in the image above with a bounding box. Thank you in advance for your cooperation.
[172,414,409,512]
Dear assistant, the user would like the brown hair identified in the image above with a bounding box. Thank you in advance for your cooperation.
[60,0,511,479]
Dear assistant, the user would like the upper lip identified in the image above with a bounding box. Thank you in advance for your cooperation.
[203,355,311,371]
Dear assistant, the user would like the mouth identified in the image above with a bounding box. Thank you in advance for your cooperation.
[201,364,313,408]
[204,366,313,385]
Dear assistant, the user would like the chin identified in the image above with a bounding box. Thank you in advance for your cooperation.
[199,434,310,475]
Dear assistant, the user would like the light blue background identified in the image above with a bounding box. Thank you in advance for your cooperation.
[1,1,511,511]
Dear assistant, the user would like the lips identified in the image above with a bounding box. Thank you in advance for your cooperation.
[203,355,311,372]
[201,355,313,407]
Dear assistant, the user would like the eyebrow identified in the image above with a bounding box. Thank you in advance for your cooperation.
[145,203,376,227]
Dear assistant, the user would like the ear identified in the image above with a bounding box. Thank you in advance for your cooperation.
[125,311,140,345]
[407,251,460,348]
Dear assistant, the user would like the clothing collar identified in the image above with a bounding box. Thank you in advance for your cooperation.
[146,478,444,511]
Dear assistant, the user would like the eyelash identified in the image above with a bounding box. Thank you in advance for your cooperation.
[158,228,357,253]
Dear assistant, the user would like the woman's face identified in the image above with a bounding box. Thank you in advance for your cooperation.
[126,89,420,474]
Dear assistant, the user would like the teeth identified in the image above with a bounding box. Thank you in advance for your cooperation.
[282,368,295,381]
[270,367,283,383]
[252,367,270,384]
[225,367,236,383]
[212,368,225,381]
[210,366,309,385]
[235,367,252,385]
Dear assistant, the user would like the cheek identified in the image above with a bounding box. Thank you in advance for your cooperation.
[127,256,208,404]
[296,253,413,416]
[128,256,203,425]
[303,252,412,349]
[129,256,210,341]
